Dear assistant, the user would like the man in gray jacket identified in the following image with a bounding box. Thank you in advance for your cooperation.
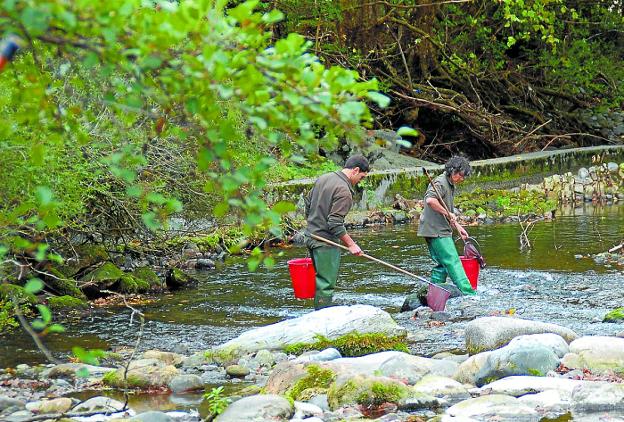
[305,154,369,309]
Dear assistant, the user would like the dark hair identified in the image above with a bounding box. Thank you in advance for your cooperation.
[444,156,471,177]
[344,154,370,173]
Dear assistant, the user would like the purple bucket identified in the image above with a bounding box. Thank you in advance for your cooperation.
[426,284,451,311]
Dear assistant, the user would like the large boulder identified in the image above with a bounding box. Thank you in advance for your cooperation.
[507,333,569,358]
[215,394,293,422]
[142,350,184,366]
[72,396,129,414]
[412,375,470,404]
[465,317,578,355]
[41,363,116,380]
[323,351,457,382]
[516,389,570,419]
[327,374,410,410]
[103,359,179,388]
[570,381,624,413]
[561,336,624,374]
[453,351,493,385]
[443,394,539,421]
[0,397,25,413]
[26,398,73,414]
[264,362,308,395]
[376,353,458,384]
[168,374,203,393]
[476,376,586,397]
[474,343,560,386]
[79,262,125,298]
[211,305,406,357]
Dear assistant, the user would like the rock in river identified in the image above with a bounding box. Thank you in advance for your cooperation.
[211,305,406,357]
[215,394,293,422]
[465,317,578,354]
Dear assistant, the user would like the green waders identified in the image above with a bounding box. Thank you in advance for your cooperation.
[309,246,341,310]
[426,237,476,295]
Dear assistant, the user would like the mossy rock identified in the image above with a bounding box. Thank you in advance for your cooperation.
[204,347,239,365]
[284,332,409,357]
[79,262,124,299]
[81,262,124,282]
[132,267,161,288]
[603,307,624,322]
[287,365,336,401]
[60,244,109,276]
[327,375,410,410]
[46,268,87,300]
[0,284,37,305]
[48,295,88,310]
[117,274,151,294]
[165,268,196,290]
[102,370,149,389]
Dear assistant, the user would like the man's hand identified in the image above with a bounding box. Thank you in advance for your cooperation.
[348,243,363,256]
[448,212,457,224]
[457,225,469,241]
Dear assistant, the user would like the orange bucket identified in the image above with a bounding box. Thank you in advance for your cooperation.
[460,256,480,290]
[287,258,316,299]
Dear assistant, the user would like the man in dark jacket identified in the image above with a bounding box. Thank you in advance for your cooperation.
[417,156,476,295]
[304,154,369,309]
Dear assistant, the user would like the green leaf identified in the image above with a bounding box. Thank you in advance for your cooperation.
[35,244,49,261]
[72,346,105,366]
[21,7,50,36]
[47,324,65,333]
[366,92,390,108]
[37,304,52,324]
[142,212,160,230]
[83,52,99,68]
[263,255,275,268]
[35,186,53,206]
[142,55,163,70]
[272,201,295,214]
[396,126,420,137]
[213,202,229,217]
[262,10,284,24]
[247,257,260,271]
[24,278,44,294]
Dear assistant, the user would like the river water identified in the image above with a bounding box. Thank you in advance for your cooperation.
[1,203,623,368]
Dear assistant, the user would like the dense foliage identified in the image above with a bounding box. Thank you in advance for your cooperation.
[0,1,386,346]
[275,0,624,159]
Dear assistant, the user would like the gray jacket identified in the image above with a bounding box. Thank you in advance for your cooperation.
[417,173,455,238]
[304,171,354,249]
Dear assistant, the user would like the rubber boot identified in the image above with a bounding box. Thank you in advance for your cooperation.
[427,237,476,295]
[310,246,341,310]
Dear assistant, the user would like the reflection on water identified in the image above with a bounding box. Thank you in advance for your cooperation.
[1,203,623,369]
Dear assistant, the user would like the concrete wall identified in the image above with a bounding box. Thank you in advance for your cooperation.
[266,145,624,212]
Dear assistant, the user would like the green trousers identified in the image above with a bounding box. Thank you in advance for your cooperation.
[309,246,341,310]
[426,237,476,295]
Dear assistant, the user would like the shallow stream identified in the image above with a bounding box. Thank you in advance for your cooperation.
[1,203,623,415]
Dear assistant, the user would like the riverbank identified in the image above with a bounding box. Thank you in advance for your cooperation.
[1,302,623,421]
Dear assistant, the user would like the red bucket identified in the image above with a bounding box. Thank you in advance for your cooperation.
[460,256,480,290]
[287,258,316,299]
